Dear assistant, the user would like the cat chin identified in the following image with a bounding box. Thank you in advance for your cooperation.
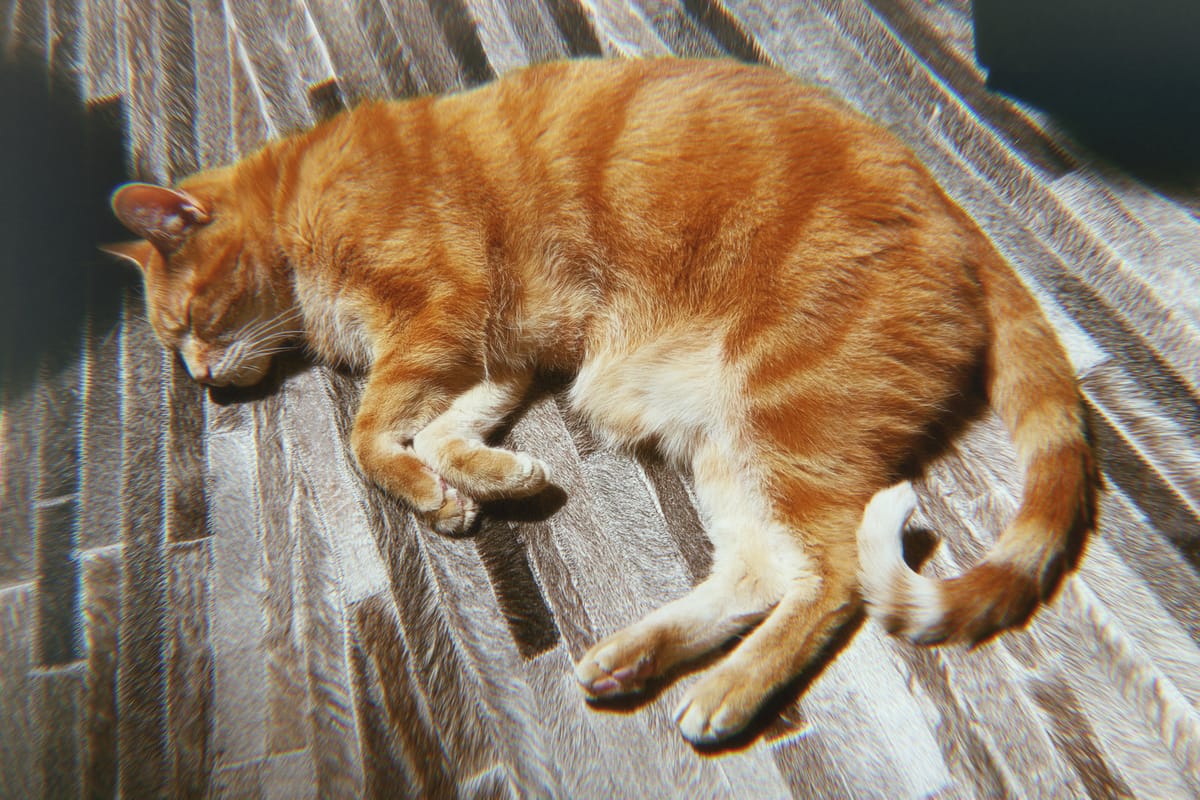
[196,364,269,389]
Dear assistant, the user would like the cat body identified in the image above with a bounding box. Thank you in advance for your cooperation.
[107,58,1097,744]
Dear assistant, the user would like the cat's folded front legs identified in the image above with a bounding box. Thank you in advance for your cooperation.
[411,371,551,501]
[350,368,474,534]
[351,360,549,534]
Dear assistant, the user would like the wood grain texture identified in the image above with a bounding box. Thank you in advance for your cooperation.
[2,0,1199,797]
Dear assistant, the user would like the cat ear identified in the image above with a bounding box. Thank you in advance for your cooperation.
[110,182,211,253]
[98,240,156,271]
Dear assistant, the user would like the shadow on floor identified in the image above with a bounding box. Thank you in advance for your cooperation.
[0,53,133,395]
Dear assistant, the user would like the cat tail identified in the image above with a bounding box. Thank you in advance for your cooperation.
[858,249,1100,645]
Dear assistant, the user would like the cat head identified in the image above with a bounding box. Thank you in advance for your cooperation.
[105,172,297,388]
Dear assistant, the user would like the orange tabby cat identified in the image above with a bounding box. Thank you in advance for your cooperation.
[106,58,1097,744]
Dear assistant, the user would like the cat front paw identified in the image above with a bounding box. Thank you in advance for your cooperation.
[507,451,552,497]
[424,480,480,536]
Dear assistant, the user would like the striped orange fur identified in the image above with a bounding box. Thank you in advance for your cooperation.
[106,58,1098,744]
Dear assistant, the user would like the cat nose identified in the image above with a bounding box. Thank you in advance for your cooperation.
[186,358,216,385]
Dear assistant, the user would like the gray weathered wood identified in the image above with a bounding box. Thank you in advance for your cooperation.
[2,0,1199,796]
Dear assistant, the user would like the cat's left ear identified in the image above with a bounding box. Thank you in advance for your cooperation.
[110,182,212,253]
[98,240,156,271]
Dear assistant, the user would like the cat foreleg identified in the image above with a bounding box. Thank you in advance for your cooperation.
[350,357,480,535]
[411,370,551,500]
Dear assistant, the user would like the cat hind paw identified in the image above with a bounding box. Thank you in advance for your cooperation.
[674,671,760,745]
[574,632,656,699]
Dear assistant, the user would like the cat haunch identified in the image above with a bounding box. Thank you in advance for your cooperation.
[106,58,1098,745]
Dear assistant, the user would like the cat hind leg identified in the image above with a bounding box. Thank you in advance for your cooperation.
[574,561,780,699]
[575,441,805,699]
[672,504,860,744]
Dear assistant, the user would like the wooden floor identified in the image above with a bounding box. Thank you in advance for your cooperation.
[2,1,1199,797]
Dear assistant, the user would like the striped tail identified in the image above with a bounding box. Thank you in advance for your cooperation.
[857,250,1099,645]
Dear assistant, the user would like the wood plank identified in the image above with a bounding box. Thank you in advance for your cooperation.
[260,748,318,800]
[300,0,391,106]
[460,0,531,76]
[491,0,571,65]
[207,419,269,772]
[47,0,84,94]
[253,395,309,756]
[1,0,18,55]
[0,585,36,797]
[32,665,86,799]
[8,0,47,61]
[348,592,457,799]
[119,0,169,181]
[864,0,1074,176]
[797,630,956,798]
[578,0,670,57]
[629,0,725,57]
[460,765,517,800]
[229,31,272,154]
[340,0,420,98]
[426,0,495,85]
[291,461,365,798]
[32,357,83,667]
[189,0,237,169]
[676,0,764,63]
[77,313,123,553]
[79,547,121,800]
[1091,481,1200,647]
[375,0,466,94]
[166,539,215,798]
[166,355,209,545]
[116,307,170,798]
[81,0,123,101]
[637,456,712,582]
[224,0,324,135]
[0,389,37,586]
[269,376,399,796]
[1033,580,1200,797]
[539,0,603,56]
[473,517,560,658]
[1083,362,1200,529]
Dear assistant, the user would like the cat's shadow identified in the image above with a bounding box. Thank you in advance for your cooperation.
[483,487,569,524]
[205,352,315,406]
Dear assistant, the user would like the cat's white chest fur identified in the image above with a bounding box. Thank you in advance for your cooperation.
[293,272,373,370]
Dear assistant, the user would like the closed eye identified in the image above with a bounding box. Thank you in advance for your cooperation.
[161,316,187,338]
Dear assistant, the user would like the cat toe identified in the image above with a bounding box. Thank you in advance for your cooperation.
[574,635,656,699]
[428,484,480,535]
[510,452,552,496]
[674,672,760,745]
